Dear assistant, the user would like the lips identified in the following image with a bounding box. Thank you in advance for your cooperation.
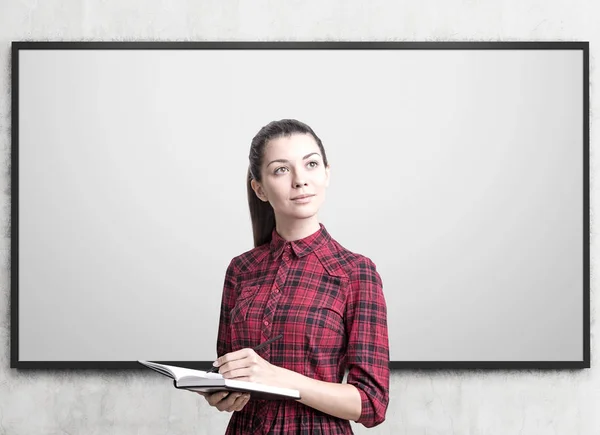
[291,194,315,200]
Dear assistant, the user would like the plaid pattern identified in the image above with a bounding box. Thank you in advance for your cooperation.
[216,224,389,434]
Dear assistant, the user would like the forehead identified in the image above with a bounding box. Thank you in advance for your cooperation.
[264,133,320,160]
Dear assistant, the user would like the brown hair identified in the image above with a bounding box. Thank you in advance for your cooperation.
[247,119,329,247]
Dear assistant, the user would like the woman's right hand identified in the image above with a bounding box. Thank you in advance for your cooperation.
[195,391,251,412]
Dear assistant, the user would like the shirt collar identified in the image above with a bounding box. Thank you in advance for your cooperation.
[270,223,331,260]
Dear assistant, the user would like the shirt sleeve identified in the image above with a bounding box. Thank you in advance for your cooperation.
[344,256,390,428]
[216,259,237,358]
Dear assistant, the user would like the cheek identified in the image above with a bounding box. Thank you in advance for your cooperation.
[315,174,329,191]
[264,183,286,204]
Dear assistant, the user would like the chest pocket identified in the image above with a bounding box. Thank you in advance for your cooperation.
[307,306,345,336]
[230,285,260,324]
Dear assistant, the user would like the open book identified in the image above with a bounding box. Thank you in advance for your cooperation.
[138,360,301,401]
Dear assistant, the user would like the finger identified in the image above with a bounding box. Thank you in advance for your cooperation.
[206,391,230,407]
[215,348,256,369]
[220,354,260,377]
[221,366,255,381]
[218,356,248,374]
[225,393,250,412]
[216,392,243,412]
[231,394,251,412]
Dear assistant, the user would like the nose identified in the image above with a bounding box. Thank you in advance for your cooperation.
[292,170,308,188]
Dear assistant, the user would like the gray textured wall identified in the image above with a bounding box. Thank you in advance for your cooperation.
[0,1,597,434]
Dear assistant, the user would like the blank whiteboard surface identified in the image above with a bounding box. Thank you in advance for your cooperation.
[14,44,586,366]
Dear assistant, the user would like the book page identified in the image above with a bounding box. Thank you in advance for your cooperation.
[138,360,223,381]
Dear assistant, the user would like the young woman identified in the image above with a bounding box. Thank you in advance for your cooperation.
[198,119,390,434]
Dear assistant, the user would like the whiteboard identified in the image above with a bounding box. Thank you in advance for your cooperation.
[11,41,589,369]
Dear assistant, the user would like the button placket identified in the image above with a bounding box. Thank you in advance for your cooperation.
[261,246,290,344]
[282,244,291,261]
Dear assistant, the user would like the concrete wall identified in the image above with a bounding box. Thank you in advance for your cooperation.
[0,1,597,433]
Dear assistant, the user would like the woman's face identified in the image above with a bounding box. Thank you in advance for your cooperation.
[251,133,330,225]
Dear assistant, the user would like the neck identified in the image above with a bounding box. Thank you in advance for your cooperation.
[275,216,321,241]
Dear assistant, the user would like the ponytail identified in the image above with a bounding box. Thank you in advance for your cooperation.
[247,168,276,247]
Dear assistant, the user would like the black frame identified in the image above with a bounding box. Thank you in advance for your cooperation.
[11,41,590,370]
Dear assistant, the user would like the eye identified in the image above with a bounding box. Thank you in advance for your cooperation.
[307,161,319,168]
[274,166,289,175]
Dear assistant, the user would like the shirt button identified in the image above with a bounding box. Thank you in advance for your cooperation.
[273,288,279,293]
[263,320,269,326]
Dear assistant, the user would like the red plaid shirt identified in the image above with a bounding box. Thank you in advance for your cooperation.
[216,223,389,434]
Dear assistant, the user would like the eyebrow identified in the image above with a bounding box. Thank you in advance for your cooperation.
[266,152,321,168]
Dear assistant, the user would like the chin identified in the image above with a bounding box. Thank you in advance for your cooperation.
[284,208,319,221]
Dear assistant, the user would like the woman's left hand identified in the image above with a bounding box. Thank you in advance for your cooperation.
[213,349,281,386]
